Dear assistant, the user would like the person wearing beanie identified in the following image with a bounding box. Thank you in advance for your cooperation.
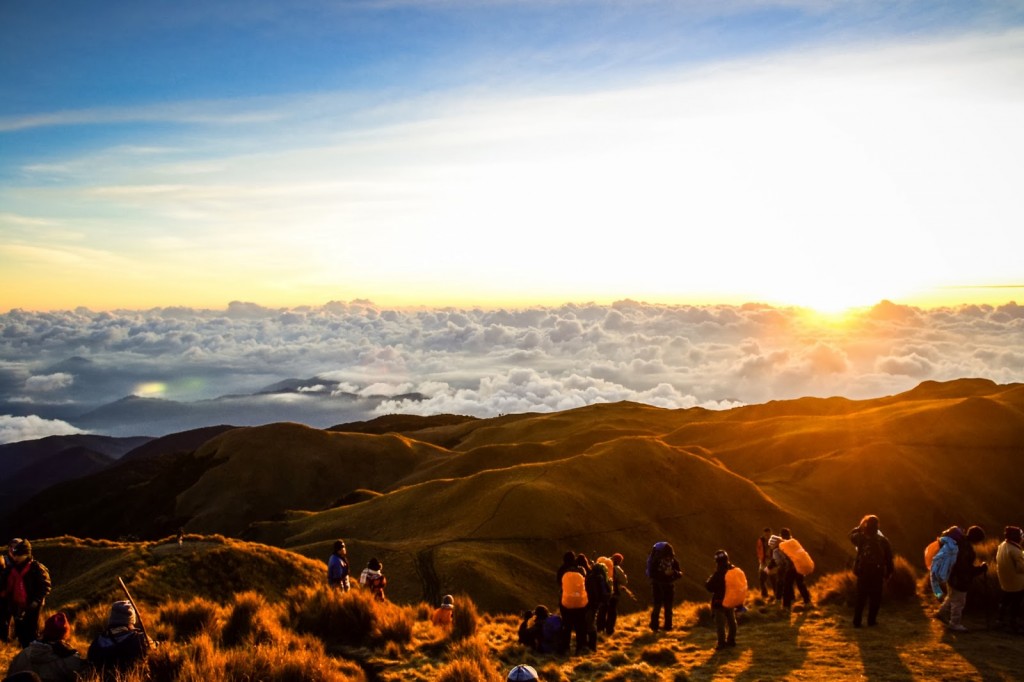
[327,539,350,591]
[87,600,154,676]
[431,594,455,630]
[996,526,1024,632]
[359,558,387,600]
[5,612,85,682]
[937,525,988,632]
[2,539,52,647]
[506,663,540,681]
[849,514,895,628]
[705,550,737,650]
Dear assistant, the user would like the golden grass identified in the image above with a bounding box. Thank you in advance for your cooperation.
[3,570,1024,681]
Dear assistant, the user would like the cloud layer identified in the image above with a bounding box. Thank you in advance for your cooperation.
[0,299,1021,441]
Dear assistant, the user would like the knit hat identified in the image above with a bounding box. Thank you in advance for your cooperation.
[507,664,540,681]
[611,553,624,565]
[714,550,729,565]
[42,612,70,641]
[533,605,549,619]
[368,557,382,571]
[1005,526,1023,544]
[9,538,30,556]
[966,525,986,543]
[108,600,137,628]
[333,539,345,553]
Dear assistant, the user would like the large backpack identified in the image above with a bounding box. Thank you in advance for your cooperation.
[586,563,611,601]
[855,533,886,576]
[561,570,588,609]
[924,538,940,570]
[540,615,562,653]
[779,538,814,576]
[722,567,748,609]
[646,542,668,579]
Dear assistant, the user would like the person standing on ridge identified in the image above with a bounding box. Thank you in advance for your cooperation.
[359,558,387,601]
[602,553,629,635]
[777,528,812,610]
[756,527,774,599]
[936,525,988,632]
[647,542,682,632]
[559,554,588,655]
[705,550,738,650]
[848,514,895,627]
[2,540,51,648]
[996,525,1024,632]
[327,539,351,591]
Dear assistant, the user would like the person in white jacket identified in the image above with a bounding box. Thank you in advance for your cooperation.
[996,525,1024,632]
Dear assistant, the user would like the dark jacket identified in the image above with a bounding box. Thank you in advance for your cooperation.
[948,539,987,592]
[705,563,732,608]
[849,527,895,579]
[2,559,52,612]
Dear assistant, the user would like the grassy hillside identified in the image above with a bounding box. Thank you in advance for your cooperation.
[4,536,1023,681]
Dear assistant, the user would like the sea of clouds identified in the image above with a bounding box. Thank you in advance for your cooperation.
[1,299,1022,443]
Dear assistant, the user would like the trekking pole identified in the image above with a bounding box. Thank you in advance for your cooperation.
[117,576,150,641]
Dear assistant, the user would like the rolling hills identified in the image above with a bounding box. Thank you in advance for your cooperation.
[6,377,1023,613]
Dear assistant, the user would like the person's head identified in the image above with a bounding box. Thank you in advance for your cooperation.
[1005,526,1023,544]
[333,539,346,555]
[780,528,792,540]
[42,612,71,642]
[507,664,540,681]
[714,549,729,566]
[763,527,772,537]
[663,543,674,557]
[575,553,590,570]
[368,557,382,571]
[107,600,137,629]
[611,553,624,566]
[441,594,454,608]
[9,538,31,564]
[533,605,549,620]
[562,550,575,565]
[860,515,880,534]
[966,526,986,544]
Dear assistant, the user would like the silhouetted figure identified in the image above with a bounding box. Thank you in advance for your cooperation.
[646,541,682,631]
[327,539,351,591]
[937,525,988,632]
[996,526,1024,632]
[705,550,738,649]
[2,540,51,647]
[849,514,894,627]
[756,527,775,599]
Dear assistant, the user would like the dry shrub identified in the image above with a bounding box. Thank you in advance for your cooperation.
[222,591,286,647]
[158,597,222,642]
[287,585,375,646]
[640,646,678,666]
[375,601,415,648]
[694,604,714,627]
[601,665,669,681]
[435,658,501,682]
[451,592,480,641]
[885,555,919,601]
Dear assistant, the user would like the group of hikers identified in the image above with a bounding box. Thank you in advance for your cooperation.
[1,539,154,682]
[4,514,1022,681]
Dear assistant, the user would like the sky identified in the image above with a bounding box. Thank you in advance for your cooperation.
[2,0,1023,313]
[2,2,1024,442]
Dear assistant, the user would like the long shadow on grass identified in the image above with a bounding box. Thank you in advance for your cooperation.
[685,606,808,682]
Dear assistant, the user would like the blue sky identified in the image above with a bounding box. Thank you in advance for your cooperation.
[2,0,1024,311]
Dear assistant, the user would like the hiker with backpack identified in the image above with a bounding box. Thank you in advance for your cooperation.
[646,541,682,632]
[776,528,812,611]
[756,527,775,599]
[359,558,387,601]
[327,539,351,591]
[87,601,154,679]
[6,612,86,682]
[935,525,988,632]
[583,555,610,652]
[849,514,895,627]
[996,525,1024,633]
[705,550,740,650]
[599,553,629,636]
[1,540,51,648]
[559,554,588,655]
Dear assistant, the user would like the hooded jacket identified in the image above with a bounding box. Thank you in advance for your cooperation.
[996,540,1024,593]
[7,639,86,682]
